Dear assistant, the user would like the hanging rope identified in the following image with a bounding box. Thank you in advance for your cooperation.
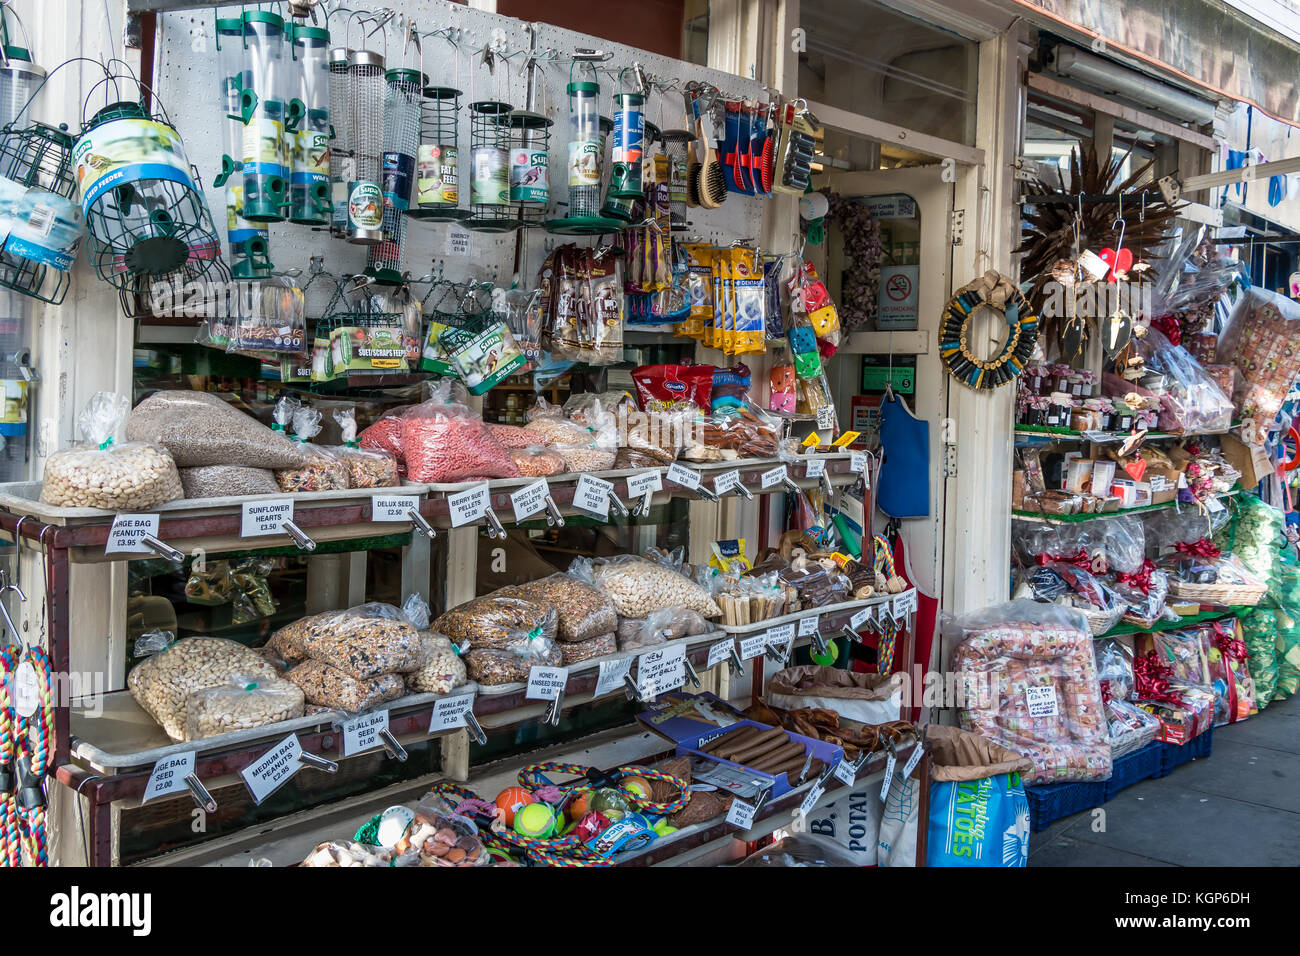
[0,645,20,867]
[13,644,53,867]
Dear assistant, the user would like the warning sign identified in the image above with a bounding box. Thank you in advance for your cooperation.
[877,265,919,330]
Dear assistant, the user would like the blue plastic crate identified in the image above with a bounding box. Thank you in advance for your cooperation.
[1103,741,1163,800]
[1155,722,1214,777]
[1025,779,1107,832]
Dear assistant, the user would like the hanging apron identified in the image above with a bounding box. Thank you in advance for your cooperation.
[877,391,930,519]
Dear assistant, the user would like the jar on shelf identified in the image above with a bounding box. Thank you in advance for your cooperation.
[1084,397,1113,430]
[1078,369,1098,397]
[1051,363,1073,392]
[1070,405,1099,432]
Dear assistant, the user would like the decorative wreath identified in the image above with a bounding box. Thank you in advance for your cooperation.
[940,270,1040,390]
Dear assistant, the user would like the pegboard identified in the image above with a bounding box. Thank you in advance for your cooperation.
[150,0,773,298]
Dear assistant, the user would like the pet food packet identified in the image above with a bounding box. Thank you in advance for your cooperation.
[678,243,712,342]
[732,249,765,355]
[586,249,625,365]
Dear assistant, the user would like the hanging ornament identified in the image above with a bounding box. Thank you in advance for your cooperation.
[939,270,1039,390]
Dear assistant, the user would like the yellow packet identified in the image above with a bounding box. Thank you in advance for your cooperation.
[678,244,712,341]
[802,431,821,447]
[832,431,861,447]
[708,248,724,352]
[732,248,765,355]
[719,252,735,355]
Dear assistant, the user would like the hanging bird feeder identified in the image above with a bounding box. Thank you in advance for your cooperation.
[235,9,291,223]
[366,61,423,284]
[0,121,83,304]
[409,35,468,222]
[288,20,332,226]
[465,48,520,233]
[0,6,44,130]
[544,53,622,236]
[215,14,270,277]
[345,14,386,244]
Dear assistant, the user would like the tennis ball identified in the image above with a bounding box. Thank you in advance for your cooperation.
[513,802,558,838]
[622,776,653,802]
[494,786,535,826]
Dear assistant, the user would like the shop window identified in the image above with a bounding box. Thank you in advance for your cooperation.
[495,0,689,60]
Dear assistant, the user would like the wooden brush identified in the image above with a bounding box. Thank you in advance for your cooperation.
[683,93,701,207]
[692,96,727,209]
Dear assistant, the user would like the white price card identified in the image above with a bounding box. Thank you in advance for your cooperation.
[665,462,702,490]
[850,451,867,474]
[805,458,826,479]
[766,622,796,647]
[1026,685,1059,718]
[525,666,569,701]
[341,709,388,757]
[877,603,893,626]
[510,479,549,523]
[833,757,857,787]
[572,474,613,519]
[636,644,687,697]
[712,470,742,494]
[727,798,757,828]
[371,494,420,522]
[799,782,825,817]
[429,693,476,732]
[892,594,910,622]
[798,615,821,638]
[903,744,925,779]
[143,751,195,805]
[594,656,634,698]
[816,405,836,430]
[241,733,305,805]
[738,634,767,661]
[241,499,294,537]
[447,483,490,527]
[707,638,736,669]
[444,227,471,256]
[627,471,663,498]
[850,607,872,630]
[760,465,788,489]
[879,753,897,801]
[105,513,160,555]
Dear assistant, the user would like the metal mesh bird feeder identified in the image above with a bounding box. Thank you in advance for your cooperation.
[366,66,423,284]
[0,121,83,304]
[465,50,519,233]
[345,23,385,244]
[507,109,551,227]
[410,35,467,222]
[327,43,351,237]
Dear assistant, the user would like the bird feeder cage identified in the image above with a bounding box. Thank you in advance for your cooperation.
[327,43,351,237]
[508,110,551,227]
[411,84,466,220]
[545,56,621,235]
[216,14,270,278]
[661,128,691,230]
[236,10,291,223]
[74,91,221,289]
[345,24,385,244]
[0,122,83,304]
[466,52,519,233]
[0,7,43,131]
[288,22,332,226]
[366,66,423,284]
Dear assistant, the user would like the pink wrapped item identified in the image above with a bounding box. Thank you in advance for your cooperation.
[401,403,520,483]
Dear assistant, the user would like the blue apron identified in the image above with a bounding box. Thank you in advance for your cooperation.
[877,391,930,518]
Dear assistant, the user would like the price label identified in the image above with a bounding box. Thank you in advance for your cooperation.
[510,479,549,523]
[13,661,39,718]
[799,782,825,817]
[798,615,821,638]
[832,430,861,447]
[833,757,857,787]
[666,462,702,491]
[573,474,613,518]
[448,483,490,527]
[760,465,788,489]
[713,470,742,494]
[903,744,925,779]
[816,405,836,430]
[892,594,910,622]
[707,638,735,669]
[1206,496,1225,514]
[1026,685,1059,717]
[877,603,893,626]
[879,753,897,801]
[850,607,872,630]
[241,733,306,805]
[849,451,867,474]
[143,751,195,805]
[738,634,767,661]
[594,656,634,698]
[341,709,389,756]
[429,693,475,731]
[627,471,663,498]
[805,458,826,479]
[636,644,687,697]
[899,589,918,614]
[526,666,569,701]
[727,798,756,828]
[371,494,420,522]
[802,432,822,448]
[105,513,160,555]
[241,499,294,537]
[766,622,796,647]
[444,227,471,256]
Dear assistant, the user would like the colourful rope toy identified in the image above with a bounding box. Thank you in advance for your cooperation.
[872,535,901,676]
[517,761,690,817]
[0,646,21,867]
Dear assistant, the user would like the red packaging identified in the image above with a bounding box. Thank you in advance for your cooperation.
[632,364,715,412]
[359,405,413,472]
[401,403,520,483]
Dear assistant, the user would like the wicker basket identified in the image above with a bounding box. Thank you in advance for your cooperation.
[1080,606,1123,636]
[1167,579,1268,606]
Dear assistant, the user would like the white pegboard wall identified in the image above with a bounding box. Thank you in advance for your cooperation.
[151,0,773,296]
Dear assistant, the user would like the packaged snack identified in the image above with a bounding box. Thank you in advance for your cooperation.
[401,401,520,483]
[730,251,766,355]
[615,607,709,651]
[500,573,617,643]
[42,392,183,510]
[631,363,715,412]
[231,275,307,355]
[431,594,558,649]
[184,674,306,740]
[711,364,752,410]
[127,389,309,469]
[676,243,713,342]
[285,660,406,712]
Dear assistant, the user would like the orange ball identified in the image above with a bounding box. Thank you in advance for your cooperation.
[622,776,653,803]
[495,786,536,826]
[567,791,591,822]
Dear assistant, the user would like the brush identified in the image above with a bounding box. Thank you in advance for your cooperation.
[683,92,701,207]
[693,97,727,209]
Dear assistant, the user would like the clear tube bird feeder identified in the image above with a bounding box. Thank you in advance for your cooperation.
[216,14,270,277]
[236,10,290,223]
[544,55,622,236]
[466,52,519,233]
[288,22,332,226]
[0,7,43,131]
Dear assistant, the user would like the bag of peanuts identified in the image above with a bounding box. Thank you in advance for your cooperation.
[184,673,306,740]
[329,407,400,488]
[574,555,722,619]
[499,573,618,642]
[401,400,520,483]
[266,602,424,680]
[431,594,558,650]
[126,389,309,469]
[42,392,184,511]
[510,445,568,477]
[404,633,468,695]
[128,637,281,741]
[464,631,562,686]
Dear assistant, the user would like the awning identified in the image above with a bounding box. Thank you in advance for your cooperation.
[1007,0,1300,128]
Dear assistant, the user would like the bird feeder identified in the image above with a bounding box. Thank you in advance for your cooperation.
[0,122,83,304]
[608,80,645,200]
[508,109,551,226]
[366,66,423,284]
[410,38,467,222]
[216,14,270,277]
[236,10,290,223]
[0,7,43,130]
[544,55,622,235]
[288,22,332,226]
[661,128,692,230]
[465,51,519,233]
[345,24,385,244]
[327,43,351,237]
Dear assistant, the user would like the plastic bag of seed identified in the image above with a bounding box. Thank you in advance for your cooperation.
[559,632,616,665]
[285,660,406,712]
[127,389,309,469]
[330,407,400,488]
[180,465,281,498]
[499,573,617,642]
[184,674,306,740]
[275,406,348,492]
[431,594,558,649]
[464,631,561,686]
[266,603,423,681]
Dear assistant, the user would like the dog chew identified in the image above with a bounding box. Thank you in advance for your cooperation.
[721,729,786,762]
[700,726,759,754]
[765,755,823,780]
[749,741,804,771]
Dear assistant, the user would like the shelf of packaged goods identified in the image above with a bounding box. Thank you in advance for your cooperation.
[1097,605,1246,639]
[420,453,863,527]
[1012,490,1239,524]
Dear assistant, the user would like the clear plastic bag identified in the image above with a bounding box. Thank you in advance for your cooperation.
[404,633,468,695]
[616,606,710,651]
[579,555,722,619]
[180,465,280,498]
[184,673,306,740]
[559,631,616,665]
[274,406,348,492]
[42,392,184,510]
[736,833,860,867]
[487,423,540,450]
[232,275,307,355]
[1218,285,1300,434]
[1137,328,1233,434]
[401,401,520,483]
[358,404,413,465]
[128,637,280,741]
[464,631,561,685]
[127,389,309,469]
[500,573,618,642]
[402,593,432,630]
[510,445,568,477]
[133,629,175,657]
[431,594,558,649]
[285,660,406,712]
[687,404,780,459]
[267,603,423,680]
[329,408,399,488]
[1011,561,1123,633]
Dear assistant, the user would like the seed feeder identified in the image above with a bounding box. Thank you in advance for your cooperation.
[288,20,332,226]
[74,79,221,289]
[661,128,691,230]
[365,61,423,284]
[345,17,386,244]
[0,7,43,130]
[508,110,551,227]
[409,35,468,222]
[0,121,83,304]
[465,49,520,233]
[327,42,351,237]
[215,14,270,278]
[544,53,622,235]
[607,70,645,200]
[236,9,291,223]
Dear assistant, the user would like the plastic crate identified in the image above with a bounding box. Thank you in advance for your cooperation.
[1103,741,1163,800]
[1155,722,1214,777]
[1025,780,1107,832]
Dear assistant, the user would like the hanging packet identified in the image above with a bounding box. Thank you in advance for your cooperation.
[441,321,528,395]
[679,243,712,341]
[732,249,766,354]
[788,325,822,379]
